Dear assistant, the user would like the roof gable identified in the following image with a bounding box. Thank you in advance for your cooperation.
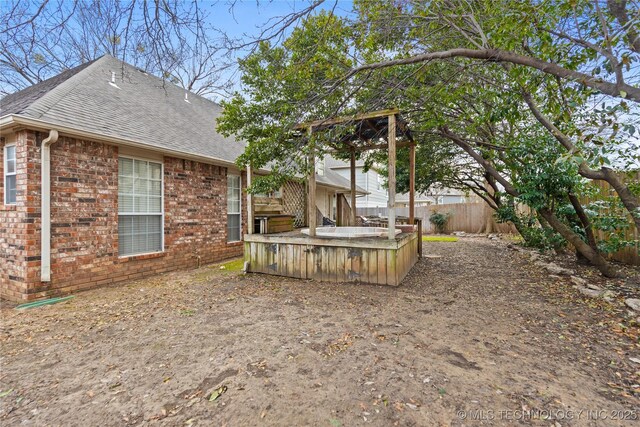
[1,55,245,165]
[1,59,97,116]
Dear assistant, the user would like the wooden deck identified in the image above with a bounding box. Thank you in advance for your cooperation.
[244,231,419,286]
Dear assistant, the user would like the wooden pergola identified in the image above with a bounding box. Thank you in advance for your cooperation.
[245,108,415,239]
[297,108,415,239]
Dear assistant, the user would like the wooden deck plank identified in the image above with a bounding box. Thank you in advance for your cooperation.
[377,248,386,285]
[336,247,346,282]
[367,249,377,284]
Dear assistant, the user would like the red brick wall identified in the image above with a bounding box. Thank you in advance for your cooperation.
[0,130,40,301]
[1,130,247,301]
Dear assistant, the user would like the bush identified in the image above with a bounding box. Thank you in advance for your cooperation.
[429,211,450,234]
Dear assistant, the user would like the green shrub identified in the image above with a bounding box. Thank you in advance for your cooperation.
[429,211,450,233]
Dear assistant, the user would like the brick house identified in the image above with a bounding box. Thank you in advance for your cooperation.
[0,55,257,301]
[0,55,364,302]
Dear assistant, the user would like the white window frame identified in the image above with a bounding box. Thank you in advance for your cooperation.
[117,155,164,257]
[4,143,17,205]
[316,158,325,176]
[227,174,242,243]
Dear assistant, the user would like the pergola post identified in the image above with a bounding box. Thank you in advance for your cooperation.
[246,165,254,235]
[350,148,357,226]
[308,127,317,237]
[387,114,396,240]
[409,143,416,226]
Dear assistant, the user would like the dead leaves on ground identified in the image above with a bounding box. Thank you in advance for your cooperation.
[325,333,354,357]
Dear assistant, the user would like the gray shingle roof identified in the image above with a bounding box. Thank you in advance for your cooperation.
[0,55,245,165]
[1,59,98,116]
[316,168,368,194]
[325,155,364,169]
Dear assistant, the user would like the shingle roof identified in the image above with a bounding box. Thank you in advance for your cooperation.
[316,168,368,194]
[1,59,98,116]
[0,55,245,165]
[325,155,364,169]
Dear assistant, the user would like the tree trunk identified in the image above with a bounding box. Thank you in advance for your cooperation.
[522,91,640,231]
[478,178,496,234]
[539,208,618,277]
[568,193,599,251]
[598,167,640,231]
[443,126,618,277]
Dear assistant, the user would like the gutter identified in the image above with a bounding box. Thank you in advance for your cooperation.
[0,114,259,172]
[41,129,59,282]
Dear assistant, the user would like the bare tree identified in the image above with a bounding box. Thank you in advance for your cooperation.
[0,0,331,97]
[0,0,231,96]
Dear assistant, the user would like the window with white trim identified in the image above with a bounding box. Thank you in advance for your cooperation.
[118,157,163,256]
[227,175,241,242]
[4,144,16,205]
[316,158,325,176]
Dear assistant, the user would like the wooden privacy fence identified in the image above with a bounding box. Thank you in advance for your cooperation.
[358,189,639,266]
[582,174,639,266]
[357,203,517,235]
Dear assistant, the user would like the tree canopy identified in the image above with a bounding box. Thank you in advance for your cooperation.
[217,0,640,276]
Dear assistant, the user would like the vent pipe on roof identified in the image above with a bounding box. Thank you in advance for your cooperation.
[184,92,190,103]
[108,71,120,89]
[41,129,59,282]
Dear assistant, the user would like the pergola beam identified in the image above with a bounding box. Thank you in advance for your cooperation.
[387,114,396,240]
[308,127,316,237]
[350,148,357,226]
[409,143,416,225]
[325,140,412,155]
[246,165,254,235]
[295,108,400,131]
[293,108,414,241]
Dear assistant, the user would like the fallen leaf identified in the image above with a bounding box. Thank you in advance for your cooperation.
[208,385,228,401]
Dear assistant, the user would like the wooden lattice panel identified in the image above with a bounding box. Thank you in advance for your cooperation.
[282,181,307,227]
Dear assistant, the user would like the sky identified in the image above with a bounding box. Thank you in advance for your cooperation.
[0,0,355,97]
[212,0,353,38]
[204,0,354,98]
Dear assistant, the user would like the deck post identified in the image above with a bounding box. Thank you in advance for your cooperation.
[350,148,357,226]
[308,126,317,237]
[409,143,415,226]
[246,165,254,235]
[388,114,396,240]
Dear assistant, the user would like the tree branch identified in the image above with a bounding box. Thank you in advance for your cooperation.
[340,48,640,102]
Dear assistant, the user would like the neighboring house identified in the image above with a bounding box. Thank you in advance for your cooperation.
[253,166,366,230]
[326,155,475,209]
[395,188,477,207]
[0,55,359,301]
[325,156,388,208]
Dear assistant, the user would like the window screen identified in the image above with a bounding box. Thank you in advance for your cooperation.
[4,145,16,205]
[118,157,163,256]
[227,175,241,242]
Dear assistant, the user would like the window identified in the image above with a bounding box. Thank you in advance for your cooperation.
[118,157,163,256]
[227,175,241,242]
[316,158,325,176]
[4,144,16,205]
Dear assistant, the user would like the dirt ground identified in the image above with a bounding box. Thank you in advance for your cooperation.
[1,236,640,426]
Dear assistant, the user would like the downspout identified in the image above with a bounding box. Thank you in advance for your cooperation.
[41,130,59,282]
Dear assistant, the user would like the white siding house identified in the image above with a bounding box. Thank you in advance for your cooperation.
[326,156,389,208]
[326,155,476,208]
